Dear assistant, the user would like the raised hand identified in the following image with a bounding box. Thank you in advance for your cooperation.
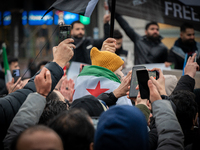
[101,38,116,53]
[34,67,52,98]
[6,77,24,94]
[53,38,75,68]
[113,70,132,98]
[148,80,162,103]
[184,53,199,78]
[103,14,111,24]
[149,68,166,95]
[60,78,75,102]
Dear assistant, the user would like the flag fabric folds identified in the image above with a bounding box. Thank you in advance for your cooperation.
[73,65,132,106]
[108,0,200,31]
[2,43,12,84]
[43,0,99,18]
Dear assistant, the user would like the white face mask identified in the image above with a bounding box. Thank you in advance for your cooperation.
[114,66,124,82]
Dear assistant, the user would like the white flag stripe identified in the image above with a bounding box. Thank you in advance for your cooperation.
[5,70,12,84]
[73,75,132,106]
[73,75,120,100]
[85,0,99,17]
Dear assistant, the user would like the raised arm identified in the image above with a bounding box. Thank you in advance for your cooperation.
[0,38,75,149]
[93,14,111,49]
[148,80,184,150]
[115,13,140,43]
[173,53,199,92]
[3,68,52,149]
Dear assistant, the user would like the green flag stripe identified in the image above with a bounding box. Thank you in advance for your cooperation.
[2,44,10,75]
[2,43,12,83]
[78,65,121,83]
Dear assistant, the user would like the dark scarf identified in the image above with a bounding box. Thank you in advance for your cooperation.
[115,46,123,55]
[175,38,197,54]
[73,37,83,45]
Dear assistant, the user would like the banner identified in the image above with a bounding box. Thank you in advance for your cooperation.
[43,0,99,18]
[108,0,200,31]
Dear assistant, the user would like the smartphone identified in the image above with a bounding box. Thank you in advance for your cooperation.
[148,71,159,80]
[136,69,150,100]
[129,66,146,98]
[59,25,71,43]
[12,69,20,83]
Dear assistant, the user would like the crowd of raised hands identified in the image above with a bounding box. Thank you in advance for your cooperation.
[0,37,200,150]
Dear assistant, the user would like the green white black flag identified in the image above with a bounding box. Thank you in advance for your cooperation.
[2,43,12,84]
[73,65,132,105]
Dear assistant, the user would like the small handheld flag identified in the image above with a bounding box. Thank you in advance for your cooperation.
[2,43,12,83]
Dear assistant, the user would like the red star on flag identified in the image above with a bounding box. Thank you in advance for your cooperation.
[86,81,109,97]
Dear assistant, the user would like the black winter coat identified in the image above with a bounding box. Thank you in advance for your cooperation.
[115,14,168,65]
[0,62,63,149]
[167,38,200,70]
[71,23,110,64]
[0,71,8,96]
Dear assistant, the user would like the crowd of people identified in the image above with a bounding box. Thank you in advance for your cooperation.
[0,10,200,150]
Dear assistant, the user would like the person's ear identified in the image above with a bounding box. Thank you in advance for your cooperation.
[145,30,147,35]
[180,32,183,39]
[89,142,94,150]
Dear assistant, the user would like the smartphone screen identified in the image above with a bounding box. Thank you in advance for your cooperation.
[12,69,20,83]
[59,25,71,43]
[129,66,146,98]
[136,69,150,100]
[148,71,159,80]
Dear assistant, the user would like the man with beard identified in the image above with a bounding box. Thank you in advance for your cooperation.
[70,14,110,64]
[115,13,168,65]
[165,23,200,69]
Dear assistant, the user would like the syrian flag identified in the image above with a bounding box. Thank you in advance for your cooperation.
[73,65,132,106]
[43,0,99,18]
[2,43,12,84]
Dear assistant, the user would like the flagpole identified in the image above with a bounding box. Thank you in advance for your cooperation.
[109,0,116,37]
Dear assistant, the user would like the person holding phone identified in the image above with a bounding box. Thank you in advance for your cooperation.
[70,14,110,64]
[0,56,21,95]
[127,68,184,149]
[0,38,75,149]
